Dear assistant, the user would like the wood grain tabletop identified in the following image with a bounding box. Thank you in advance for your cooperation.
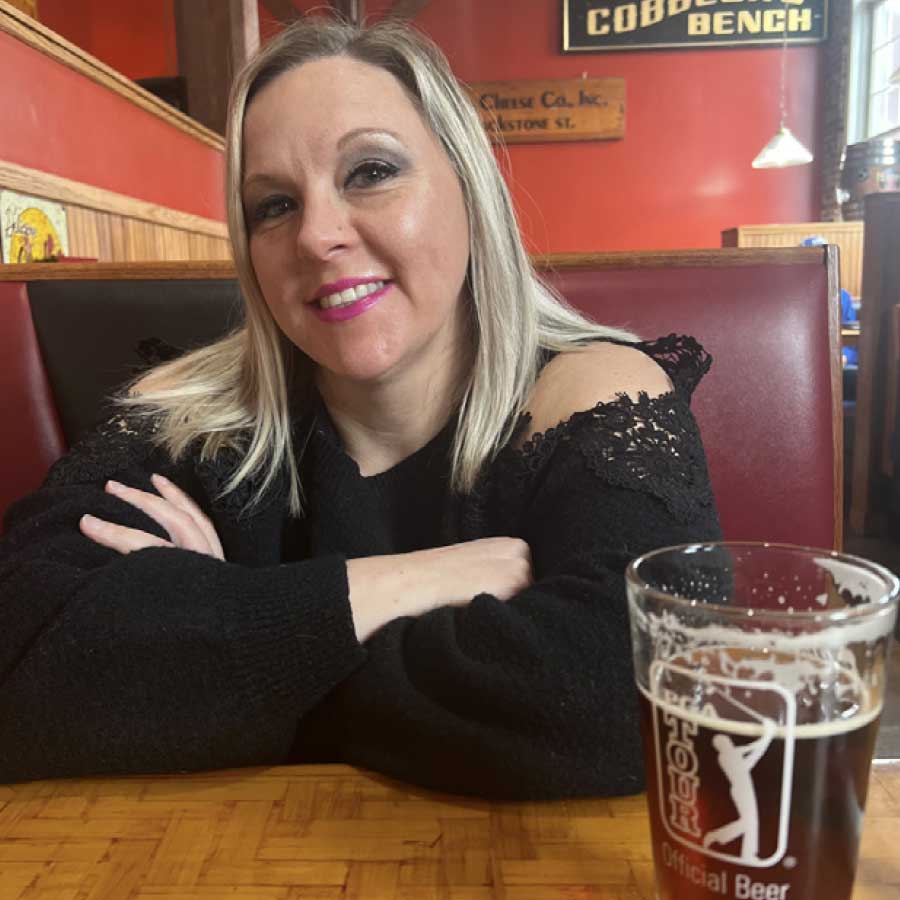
[0,760,897,899]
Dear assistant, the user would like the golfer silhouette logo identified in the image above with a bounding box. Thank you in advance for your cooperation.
[702,719,776,862]
[650,660,796,868]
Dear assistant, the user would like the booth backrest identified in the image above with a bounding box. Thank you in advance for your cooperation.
[1,249,842,547]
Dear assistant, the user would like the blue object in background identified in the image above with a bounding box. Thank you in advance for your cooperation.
[840,288,857,324]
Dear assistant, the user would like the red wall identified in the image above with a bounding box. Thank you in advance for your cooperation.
[0,30,224,222]
[39,0,178,81]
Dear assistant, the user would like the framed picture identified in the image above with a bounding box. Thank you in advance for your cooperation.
[0,190,69,264]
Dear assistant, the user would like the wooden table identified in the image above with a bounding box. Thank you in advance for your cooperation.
[0,761,898,899]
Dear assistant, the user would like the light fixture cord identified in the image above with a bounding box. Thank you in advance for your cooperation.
[778,2,788,128]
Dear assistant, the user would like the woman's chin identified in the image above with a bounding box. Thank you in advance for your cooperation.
[316,356,400,390]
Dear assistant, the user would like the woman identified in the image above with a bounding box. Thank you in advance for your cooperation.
[0,18,720,798]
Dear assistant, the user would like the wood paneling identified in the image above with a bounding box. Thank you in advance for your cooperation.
[0,161,227,238]
[0,160,230,265]
[1,206,230,264]
[723,221,864,298]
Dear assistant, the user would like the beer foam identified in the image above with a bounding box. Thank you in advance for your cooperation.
[638,683,882,739]
[630,599,897,651]
[633,603,893,704]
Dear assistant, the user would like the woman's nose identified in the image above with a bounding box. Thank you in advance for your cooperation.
[294,190,353,261]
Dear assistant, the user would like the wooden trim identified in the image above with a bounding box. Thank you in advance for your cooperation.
[0,0,224,151]
[723,222,865,236]
[0,261,237,281]
[0,247,834,282]
[826,245,844,551]
[0,161,228,239]
[533,247,825,269]
[0,248,831,282]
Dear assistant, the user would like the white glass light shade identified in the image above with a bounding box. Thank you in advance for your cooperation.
[752,125,814,169]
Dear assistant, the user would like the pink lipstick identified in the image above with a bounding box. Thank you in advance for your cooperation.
[311,278,393,323]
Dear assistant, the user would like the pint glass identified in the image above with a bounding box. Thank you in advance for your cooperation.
[626,543,899,900]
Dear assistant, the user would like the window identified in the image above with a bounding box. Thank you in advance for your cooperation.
[849,0,900,142]
[868,0,900,137]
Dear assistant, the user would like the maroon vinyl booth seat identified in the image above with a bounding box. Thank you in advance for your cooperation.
[0,248,842,548]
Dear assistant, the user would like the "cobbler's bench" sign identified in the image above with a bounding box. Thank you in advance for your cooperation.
[562,0,828,52]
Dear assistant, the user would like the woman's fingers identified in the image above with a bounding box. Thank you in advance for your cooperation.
[99,478,224,560]
[79,514,173,555]
[104,479,204,552]
[150,474,224,560]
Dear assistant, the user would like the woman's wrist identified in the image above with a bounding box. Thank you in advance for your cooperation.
[346,554,418,643]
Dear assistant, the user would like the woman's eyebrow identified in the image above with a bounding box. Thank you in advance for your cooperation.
[337,128,403,149]
[241,172,288,194]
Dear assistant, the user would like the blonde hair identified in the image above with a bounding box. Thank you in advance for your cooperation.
[122,16,634,515]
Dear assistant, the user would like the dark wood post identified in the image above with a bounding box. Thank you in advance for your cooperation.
[174,0,260,136]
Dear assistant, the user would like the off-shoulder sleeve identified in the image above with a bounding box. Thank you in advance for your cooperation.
[0,415,364,784]
[289,340,722,800]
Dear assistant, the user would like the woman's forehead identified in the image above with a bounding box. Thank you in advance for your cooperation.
[244,56,421,140]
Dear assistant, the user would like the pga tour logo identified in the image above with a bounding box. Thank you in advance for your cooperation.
[650,661,796,867]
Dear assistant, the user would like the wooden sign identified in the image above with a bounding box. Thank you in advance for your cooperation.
[6,0,38,18]
[562,0,828,52]
[465,78,624,144]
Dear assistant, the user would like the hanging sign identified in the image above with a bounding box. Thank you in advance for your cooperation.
[465,77,625,144]
[562,0,828,52]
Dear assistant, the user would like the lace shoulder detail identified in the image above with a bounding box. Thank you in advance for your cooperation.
[634,334,711,401]
[44,412,164,487]
[501,388,716,523]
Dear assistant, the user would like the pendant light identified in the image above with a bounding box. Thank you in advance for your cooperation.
[752,8,814,169]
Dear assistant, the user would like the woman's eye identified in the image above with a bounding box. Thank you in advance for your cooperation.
[345,160,399,189]
[251,196,294,223]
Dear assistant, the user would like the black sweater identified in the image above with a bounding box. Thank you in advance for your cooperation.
[0,336,721,798]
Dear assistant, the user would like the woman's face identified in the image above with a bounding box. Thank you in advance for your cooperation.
[242,55,471,390]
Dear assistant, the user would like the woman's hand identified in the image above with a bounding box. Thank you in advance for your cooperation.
[347,537,534,642]
[79,473,225,560]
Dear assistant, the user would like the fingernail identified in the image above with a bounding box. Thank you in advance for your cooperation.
[151,473,169,484]
[81,514,99,529]
[106,480,122,494]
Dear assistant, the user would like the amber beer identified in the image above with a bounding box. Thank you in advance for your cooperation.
[626,543,899,900]
[638,688,881,900]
